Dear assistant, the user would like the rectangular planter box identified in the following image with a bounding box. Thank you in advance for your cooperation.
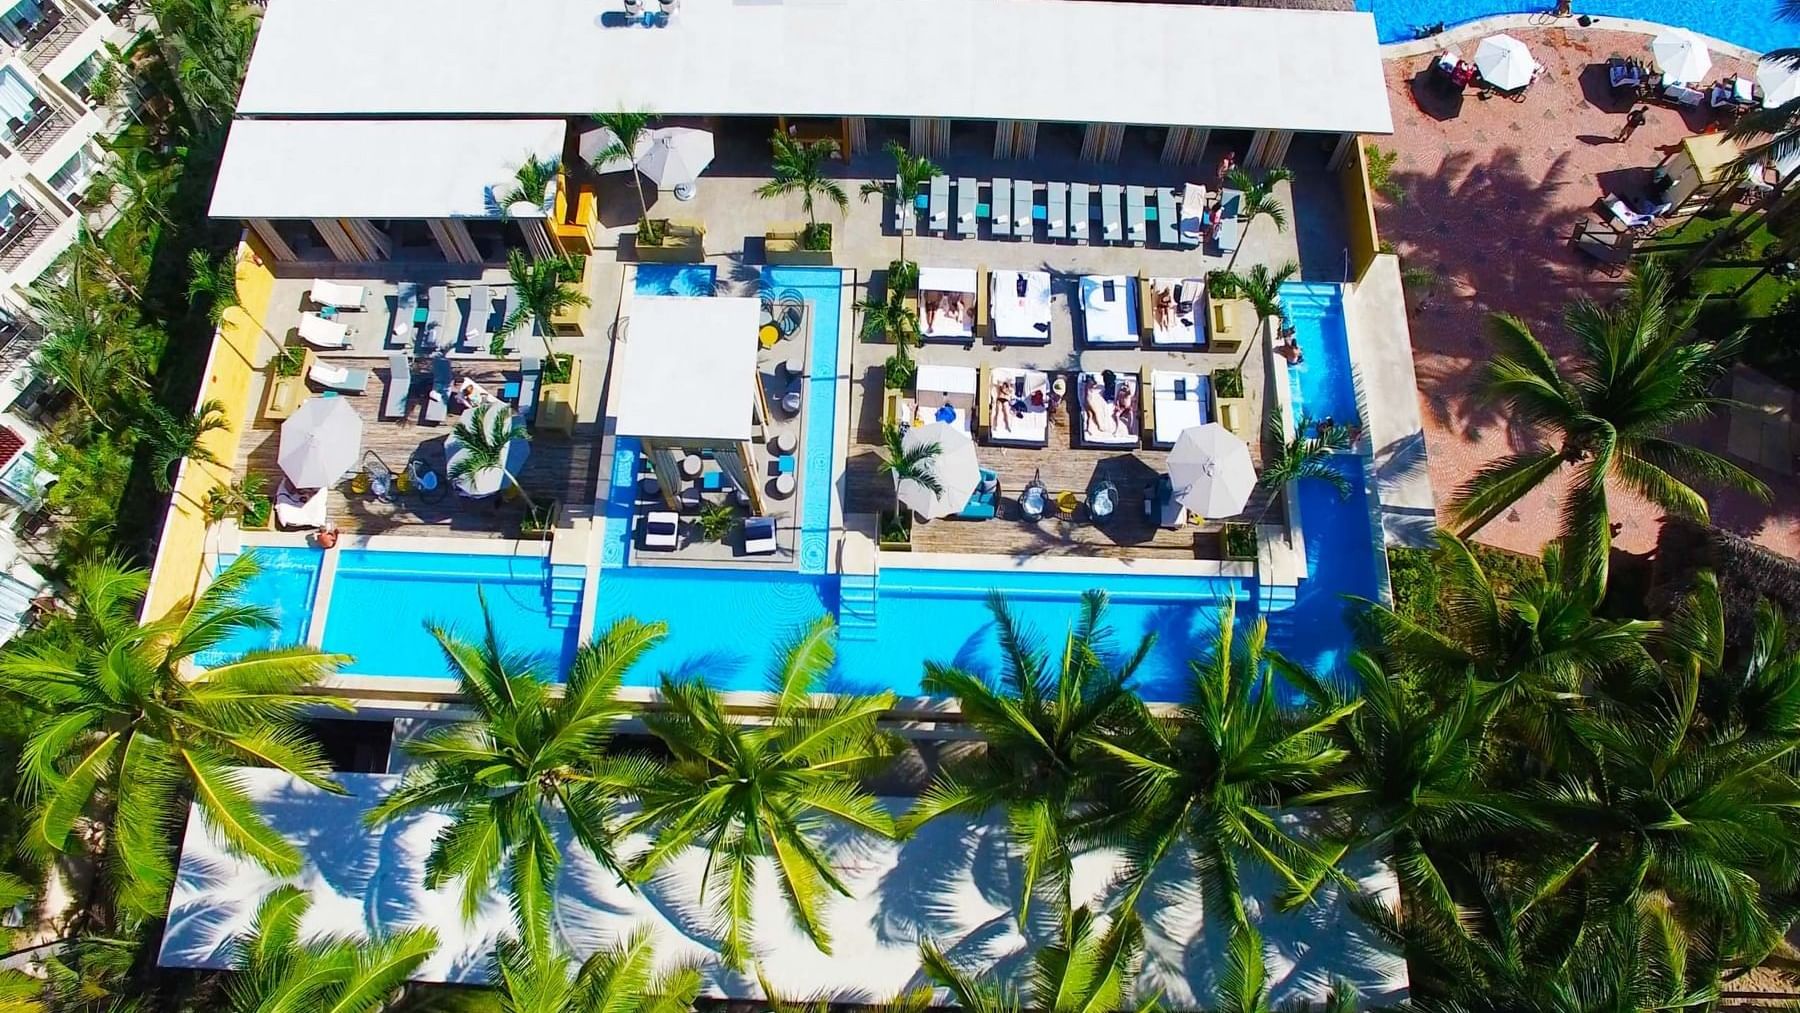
[638,218,706,263]
[765,227,833,265]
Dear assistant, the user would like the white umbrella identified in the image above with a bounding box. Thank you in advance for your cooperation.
[895,422,980,521]
[579,125,652,173]
[1474,34,1537,92]
[1651,29,1711,85]
[278,397,362,489]
[1166,424,1255,519]
[638,127,716,200]
[1760,58,1800,109]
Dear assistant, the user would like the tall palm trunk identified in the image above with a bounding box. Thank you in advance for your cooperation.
[1674,163,1800,283]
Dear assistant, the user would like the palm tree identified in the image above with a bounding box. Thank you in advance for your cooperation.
[859,141,941,266]
[0,554,348,917]
[366,612,664,951]
[1254,411,1349,523]
[145,397,229,492]
[918,904,1157,1013]
[91,142,178,229]
[144,0,256,132]
[29,317,146,430]
[498,153,560,213]
[620,616,899,967]
[860,295,920,369]
[1091,600,1360,925]
[900,591,1150,916]
[757,133,848,249]
[446,401,534,509]
[223,884,438,1013]
[186,249,241,326]
[487,924,701,1013]
[591,109,657,237]
[498,249,588,358]
[1210,260,1299,371]
[1209,919,1360,1013]
[1447,261,1767,588]
[874,421,941,521]
[1222,165,1295,270]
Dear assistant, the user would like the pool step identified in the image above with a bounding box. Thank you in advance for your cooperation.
[837,574,878,642]
[545,563,586,629]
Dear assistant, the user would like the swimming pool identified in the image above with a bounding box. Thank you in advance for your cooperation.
[198,546,322,665]
[1282,282,1360,428]
[764,266,844,575]
[634,263,717,297]
[321,550,577,679]
[1358,0,1788,53]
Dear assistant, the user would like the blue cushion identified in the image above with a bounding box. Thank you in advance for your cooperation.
[777,455,797,474]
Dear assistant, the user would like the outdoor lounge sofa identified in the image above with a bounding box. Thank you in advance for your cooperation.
[957,468,1000,520]
[382,353,412,419]
[1012,179,1034,239]
[1146,276,1205,348]
[1148,370,1211,448]
[1079,274,1137,347]
[894,362,977,433]
[990,177,1013,237]
[742,515,778,555]
[298,312,350,349]
[309,361,369,394]
[1155,187,1178,246]
[928,175,950,233]
[517,354,542,424]
[1046,182,1067,240]
[989,269,1052,345]
[982,366,1051,447]
[309,279,366,310]
[424,357,451,424]
[464,285,494,351]
[1075,369,1142,448]
[1215,188,1245,255]
[642,511,680,551]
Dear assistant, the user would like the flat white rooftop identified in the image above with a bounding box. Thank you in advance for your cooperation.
[159,769,1409,1004]
[613,296,761,443]
[209,118,566,220]
[236,0,1394,136]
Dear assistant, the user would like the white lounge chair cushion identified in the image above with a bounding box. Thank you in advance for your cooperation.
[299,312,349,348]
[273,484,328,529]
[309,279,366,308]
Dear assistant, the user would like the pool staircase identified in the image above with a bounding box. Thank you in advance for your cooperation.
[837,572,878,643]
[1256,581,1300,640]
[545,563,585,629]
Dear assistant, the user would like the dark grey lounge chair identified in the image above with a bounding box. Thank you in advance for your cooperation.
[516,354,541,424]
[424,357,451,424]
[382,353,411,419]
[1572,220,1634,276]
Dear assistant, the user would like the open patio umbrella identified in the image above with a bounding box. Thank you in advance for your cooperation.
[638,126,716,200]
[895,421,980,521]
[1651,29,1711,85]
[1760,58,1800,109]
[578,125,652,173]
[1166,423,1254,519]
[1473,34,1536,92]
[278,397,362,489]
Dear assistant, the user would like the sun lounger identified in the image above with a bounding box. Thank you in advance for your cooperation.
[392,282,419,342]
[1075,369,1142,448]
[917,267,980,342]
[273,481,328,530]
[309,279,366,310]
[464,285,493,350]
[424,357,451,424]
[1125,185,1147,245]
[642,511,680,551]
[1012,179,1034,239]
[1215,188,1245,254]
[382,353,412,419]
[1150,370,1211,447]
[893,174,914,235]
[1079,275,1137,347]
[984,366,1051,447]
[425,285,450,351]
[989,269,1052,345]
[928,175,949,233]
[991,177,1012,236]
[957,468,999,520]
[1179,183,1206,248]
[1572,220,1634,275]
[1155,187,1178,246]
[497,289,521,352]
[1100,184,1123,244]
[1663,82,1705,107]
[309,361,370,394]
[516,354,541,423]
[956,177,979,237]
[1046,182,1067,240]
[298,311,350,349]
[1069,183,1091,243]
[1147,277,1205,348]
[1602,196,1655,233]
[742,515,777,555]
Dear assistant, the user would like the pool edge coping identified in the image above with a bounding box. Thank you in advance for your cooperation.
[1380,12,1761,62]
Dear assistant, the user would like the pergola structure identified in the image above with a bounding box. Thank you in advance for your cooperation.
[612,296,766,514]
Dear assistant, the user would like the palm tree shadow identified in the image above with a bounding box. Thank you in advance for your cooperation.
[872,817,1022,949]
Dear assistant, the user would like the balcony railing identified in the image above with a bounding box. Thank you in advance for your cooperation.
[6,104,71,161]
[14,3,89,71]
[0,199,60,271]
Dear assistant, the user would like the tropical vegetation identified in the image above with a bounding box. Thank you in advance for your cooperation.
[757,133,847,251]
[1221,164,1294,270]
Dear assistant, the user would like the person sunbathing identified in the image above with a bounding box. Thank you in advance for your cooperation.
[1082,376,1109,432]
[993,378,1014,432]
[1112,383,1136,430]
[923,294,941,333]
[1153,284,1175,331]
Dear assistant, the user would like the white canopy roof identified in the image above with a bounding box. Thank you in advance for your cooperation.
[209,118,566,220]
[919,267,979,295]
[235,0,1394,135]
[158,768,1409,1004]
[613,296,761,443]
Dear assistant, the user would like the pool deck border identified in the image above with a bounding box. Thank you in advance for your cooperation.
[1380,12,1760,61]
[884,549,1256,579]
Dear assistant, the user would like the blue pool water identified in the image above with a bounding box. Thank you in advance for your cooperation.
[1358,0,1790,53]
[198,546,322,665]
[321,550,577,678]
[1283,282,1360,428]
[634,263,717,297]
[764,266,844,575]
[1281,456,1383,682]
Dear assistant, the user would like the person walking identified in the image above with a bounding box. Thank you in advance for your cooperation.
[1617,105,1648,143]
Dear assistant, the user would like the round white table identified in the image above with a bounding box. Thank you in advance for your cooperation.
[772,473,797,498]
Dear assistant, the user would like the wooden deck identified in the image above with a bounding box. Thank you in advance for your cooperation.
[234,358,599,538]
[846,393,1273,561]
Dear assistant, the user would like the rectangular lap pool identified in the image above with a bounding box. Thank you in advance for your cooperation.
[198,546,323,666]
[321,550,577,679]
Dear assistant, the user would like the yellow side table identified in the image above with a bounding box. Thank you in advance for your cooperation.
[350,473,370,495]
[1053,490,1078,517]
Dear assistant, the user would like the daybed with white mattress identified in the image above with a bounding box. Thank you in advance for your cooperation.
[1149,370,1210,447]
[1076,369,1142,447]
[1079,274,1136,346]
[918,267,980,342]
[896,362,978,434]
[984,366,1052,447]
[990,269,1053,345]
[1147,277,1205,348]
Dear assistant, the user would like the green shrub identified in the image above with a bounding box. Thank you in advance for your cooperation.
[888,259,919,294]
[1222,523,1258,560]
[803,222,832,251]
[884,353,917,391]
[698,503,735,542]
[1365,143,1406,205]
[1390,539,1544,626]
[274,345,306,377]
[1213,368,1244,399]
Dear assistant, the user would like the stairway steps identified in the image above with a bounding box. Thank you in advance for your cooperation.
[545,563,586,630]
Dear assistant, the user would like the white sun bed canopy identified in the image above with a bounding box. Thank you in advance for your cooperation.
[613,296,761,443]
[159,768,1410,1003]
[208,118,566,220]
[919,267,979,295]
[235,0,1394,136]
